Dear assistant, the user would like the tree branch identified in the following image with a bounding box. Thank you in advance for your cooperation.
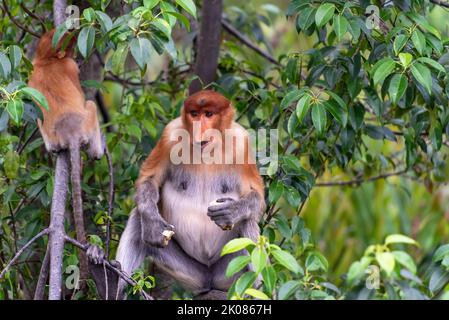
[0,228,50,279]
[64,236,153,300]
[189,0,224,94]
[53,0,67,26]
[221,18,281,66]
[1,0,41,38]
[104,146,114,258]
[48,151,70,300]
[430,0,449,8]
[34,247,50,300]
[315,169,408,187]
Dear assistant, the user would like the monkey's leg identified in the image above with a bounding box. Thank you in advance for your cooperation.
[116,210,210,296]
[84,100,104,160]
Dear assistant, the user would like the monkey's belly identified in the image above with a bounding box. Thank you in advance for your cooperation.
[160,182,239,267]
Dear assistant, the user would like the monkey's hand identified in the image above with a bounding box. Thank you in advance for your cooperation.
[141,216,175,248]
[207,198,251,230]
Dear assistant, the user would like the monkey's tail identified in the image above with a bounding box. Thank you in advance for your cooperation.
[69,142,89,290]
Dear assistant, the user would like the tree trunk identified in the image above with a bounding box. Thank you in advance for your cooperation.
[189,0,223,94]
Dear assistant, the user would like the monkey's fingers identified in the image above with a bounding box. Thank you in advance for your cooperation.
[162,230,175,246]
[220,224,234,231]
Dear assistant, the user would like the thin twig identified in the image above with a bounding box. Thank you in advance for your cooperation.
[20,3,47,32]
[1,0,41,38]
[34,246,50,300]
[63,235,153,300]
[430,0,449,8]
[221,18,281,66]
[17,127,38,155]
[104,145,114,258]
[315,169,408,187]
[0,228,50,279]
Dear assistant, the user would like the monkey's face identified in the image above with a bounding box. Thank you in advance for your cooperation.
[182,90,235,150]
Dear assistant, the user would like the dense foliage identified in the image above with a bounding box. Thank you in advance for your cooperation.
[0,0,448,299]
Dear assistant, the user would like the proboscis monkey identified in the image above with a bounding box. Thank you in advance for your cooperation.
[89,90,265,299]
[28,30,104,288]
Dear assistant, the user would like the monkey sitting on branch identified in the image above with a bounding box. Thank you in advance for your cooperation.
[89,90,266,299]
[28,29,104,298]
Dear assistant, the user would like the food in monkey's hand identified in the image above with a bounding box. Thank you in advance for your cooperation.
[162,230,175,246]
[208,198,235,231]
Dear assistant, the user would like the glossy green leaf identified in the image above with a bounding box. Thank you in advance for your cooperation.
[225,255,251,277]
[388,74,408,104]
[271,248,301,274]
[315,3,335,28]
[311,102,327,135]
[130,37,153,70]
[221,238,255,256]
[175,0,196,18]
[21,87,49,110]
[77,26,96,58]
[410,62,432,94]
[373,58,396,85]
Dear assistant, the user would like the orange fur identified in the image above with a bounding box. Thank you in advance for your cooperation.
[137,90,264,202]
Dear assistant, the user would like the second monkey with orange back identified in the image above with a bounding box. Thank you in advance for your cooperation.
[28,30,104,287]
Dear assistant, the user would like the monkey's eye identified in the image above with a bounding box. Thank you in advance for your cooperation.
[190,111,199,117]
[205,111,214,118]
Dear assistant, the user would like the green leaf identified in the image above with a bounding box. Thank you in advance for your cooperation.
[333,15,348,41]
[6,99,24,124]
[429,268,449,294]
[95,11,113,32]
[221,238,255,256]
[0,52,11,78]
[9,45,22,69]
[52,24,68,49]
[128,124,142,141]
[373,58,396,85]
[323,101,347,127]
[393,34,408,55]
[376,252,395,275]
[4,150,19,179]
[261,266,276,294]
[130,37,153,70]
[297,7,316,31]
[21,87,49,110]
[305,252,329,272]
[385,234,418,246]
[271,248,301,274]
[416,57,446,74]
[311,102,327,135]
[388,74,408,104]
[278,280,300,300]
[244,288,269,300]
[77,26,96,58]
[83,8,96,22]
[111,42,129,75]
[151,18,172,38]
[411,29,426,55]
[399,53,413,68]
[280,89,302,109]
[235,271,257,296]
[295,94,311,123]
[392,251,417,274]
[225,255,251,277]
[175,0,196,18]
[433,244,449,262]
[315,3,335,28]
[268,180,284,203]
[251,247,268,273]
[165,11,191,31]
[410,62,432,94]
[144,0,160,9]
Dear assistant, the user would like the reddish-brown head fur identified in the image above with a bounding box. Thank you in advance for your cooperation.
[35,29,76,61]
[182,90,235,147]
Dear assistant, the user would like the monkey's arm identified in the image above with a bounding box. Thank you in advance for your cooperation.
[135,132,175,247]
[208,163,265,229]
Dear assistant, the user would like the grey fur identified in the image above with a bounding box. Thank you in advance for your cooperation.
[106,163,264,298]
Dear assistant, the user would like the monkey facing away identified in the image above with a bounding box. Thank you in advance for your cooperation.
[89,90,265,299]
[28,30,104,286]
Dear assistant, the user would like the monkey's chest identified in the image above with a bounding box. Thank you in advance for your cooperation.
[160,171,240,267]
